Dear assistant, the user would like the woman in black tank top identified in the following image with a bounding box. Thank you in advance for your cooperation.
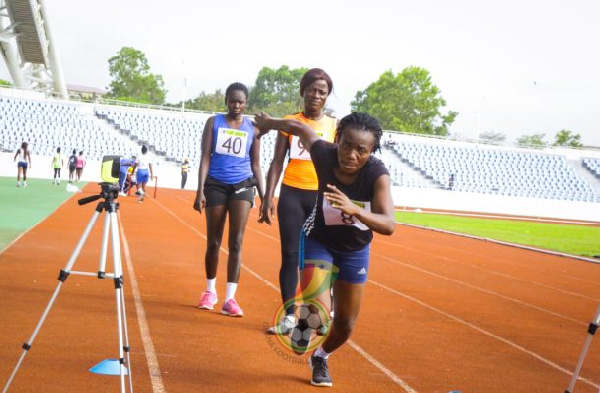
[254,112,395,388]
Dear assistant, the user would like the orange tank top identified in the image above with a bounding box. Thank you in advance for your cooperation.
[281,113,337,190]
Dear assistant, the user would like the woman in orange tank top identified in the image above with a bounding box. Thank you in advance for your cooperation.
[259,68,337,334]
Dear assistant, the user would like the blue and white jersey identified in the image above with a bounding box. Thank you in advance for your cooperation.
[207,114,254,184]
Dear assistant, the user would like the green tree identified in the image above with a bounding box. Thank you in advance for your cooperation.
[552,129,582,148]
[248,65,308,117]
[0,79,12,86]
[351,67,457,135]
[180,89,226,113]
[106,47,167,105]
[479,130,506,144]
[516,133,547,147]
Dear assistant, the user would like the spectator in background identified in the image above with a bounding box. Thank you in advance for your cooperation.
[181,158,190,189]
[448,173,455,190]
[68,149,77,183]
[14,141,32,188]
[51,147,64,185]
[133,145,154,203]
[75,151,86,182]
[118,155,136,196]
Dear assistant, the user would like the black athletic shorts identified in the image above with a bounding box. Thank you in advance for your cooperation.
[203,175,256,208]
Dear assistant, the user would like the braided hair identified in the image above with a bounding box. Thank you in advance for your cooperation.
[335,112,383,153]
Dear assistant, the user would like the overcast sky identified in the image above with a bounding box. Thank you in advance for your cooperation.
[2,0,599,146]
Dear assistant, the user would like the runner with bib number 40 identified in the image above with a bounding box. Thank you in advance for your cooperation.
[253,111,395,388]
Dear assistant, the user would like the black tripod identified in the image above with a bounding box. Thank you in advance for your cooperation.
[3,183,133,393]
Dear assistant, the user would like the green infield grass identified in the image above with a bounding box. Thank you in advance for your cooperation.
[0,177,86,251]
[395,211,600,258]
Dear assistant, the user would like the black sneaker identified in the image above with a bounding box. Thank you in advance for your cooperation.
[309,353,333,387]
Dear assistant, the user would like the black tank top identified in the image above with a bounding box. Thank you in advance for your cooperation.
[303,140,389,252]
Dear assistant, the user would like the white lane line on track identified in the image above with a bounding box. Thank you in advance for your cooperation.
[371,251,587,326]
[368,279,599,389]
[375,238,600,302]
[153,197,417,392]
[119,217,166,393]
[240,206,598,387]
[377,232,600,286]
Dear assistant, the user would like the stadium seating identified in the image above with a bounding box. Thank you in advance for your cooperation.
[2,90,600,203]
[95,107,278,175]
[0,95,136,160]
[389,138,600,202]
[582,157,600,179]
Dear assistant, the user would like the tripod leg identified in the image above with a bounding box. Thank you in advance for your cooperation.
[120,280,134,392]
[97,211,112,279]
[109,207,129,392]
[565,304,600,393]
[3,209,104,393]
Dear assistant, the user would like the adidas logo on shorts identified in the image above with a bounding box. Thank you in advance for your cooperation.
[357,267,367,275]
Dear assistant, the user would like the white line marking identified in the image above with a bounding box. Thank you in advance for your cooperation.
[376,238,600,302]
[153,198,417,392]
[347,340,418,393]
[372,251,587,326]
[368,279,599,389]
[119,217,166,393]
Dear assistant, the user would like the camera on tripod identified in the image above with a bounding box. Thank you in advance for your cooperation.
[77,156,123,206]
[99,155,123,199]
[101,155,122,184]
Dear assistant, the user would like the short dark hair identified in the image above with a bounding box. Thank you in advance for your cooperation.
[72,149,76,155]
[141,145,148,154]
[299,68,333,97]
[56,147,61,153]
[335,112,383,153]
[225,82,249,104]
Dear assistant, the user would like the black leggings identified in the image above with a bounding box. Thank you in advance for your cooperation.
[277,184,318,315]
[53,168,61,179]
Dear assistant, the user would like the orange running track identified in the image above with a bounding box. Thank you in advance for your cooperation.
[1,185,600,392]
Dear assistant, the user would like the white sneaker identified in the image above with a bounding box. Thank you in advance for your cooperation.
[119,192,127,197]
[23,181,27,188]
[17,182,21,187]
[267,315,296,335]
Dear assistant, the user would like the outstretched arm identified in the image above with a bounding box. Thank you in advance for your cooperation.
[253,112,319,153]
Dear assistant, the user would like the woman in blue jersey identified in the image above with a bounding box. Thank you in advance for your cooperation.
[193,82,264,317]
[254,111,395,388]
